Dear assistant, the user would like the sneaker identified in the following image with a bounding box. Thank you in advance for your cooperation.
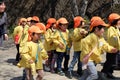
[50,69,55,73]
[66,71,72,79]
[98,72,107,80]
[43,64,50,72]
[106,73,117,79]
[58,70,65,76]
[77,71,82,76]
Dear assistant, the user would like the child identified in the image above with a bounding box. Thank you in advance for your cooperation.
[80,16,117,80]
[13,18,27,62]
[101,13,120,79]
[53,17,71,76]
[44,18,57,73]
[26,17,32,27]
[17,26,48,80]
[67,16,88,79]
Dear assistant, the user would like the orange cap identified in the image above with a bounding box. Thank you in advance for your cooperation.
[28,25,43,34]
[46,18,56,29]
[90,16,102,23]
[57,17,68,24]
[74,16,85,28]
[27,17,32,22]
[90,19,108,31]
[108,13,120,24]
[32,16,40,22]
[28,25,43,41]
[36,23,46,33]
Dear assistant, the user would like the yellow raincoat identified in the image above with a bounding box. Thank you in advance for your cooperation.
[44,29,56,51]
[17,41,48,70]
[106,26,120,50]
[52,29,71,52]
[72,28,87,51]
[80,33,114,63]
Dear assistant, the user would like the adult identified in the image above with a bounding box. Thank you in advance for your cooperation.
[0,0,8,47]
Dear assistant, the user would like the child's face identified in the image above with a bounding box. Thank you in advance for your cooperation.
[117,19,120,28]
[59,24,68,31]
[95,27,104,36]
[52,23,56,29]
[0,2,5,13]
[32,33,41,41]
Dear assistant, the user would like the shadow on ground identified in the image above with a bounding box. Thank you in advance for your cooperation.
[10,76,23,80]
[6,58,17,65]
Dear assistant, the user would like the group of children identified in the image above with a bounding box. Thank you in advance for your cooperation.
[13,13,120,80]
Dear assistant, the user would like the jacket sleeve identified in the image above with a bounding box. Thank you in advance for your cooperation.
[0,12,8,34]
[39,43,48,60]
[44,30,52,42]
[72,28,83,41]
[20,44,32,61]
[52,31,62,46]
[3,12,8,34]
[107,27,119,48]
[41,49,48,60]
[101,38,114,53]
[13,27,17,38]
[80,39,90,61]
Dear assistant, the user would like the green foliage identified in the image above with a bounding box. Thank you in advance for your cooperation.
[8,24,15,35]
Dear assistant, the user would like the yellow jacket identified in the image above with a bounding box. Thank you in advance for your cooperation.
[13,26,23,44]
[72,28,87,51]
[44,29,56,51]
[19,25,29,47]
[80,33,114,63]
[52,29,71,52]
[17,41,48,70]
[106,26,120,50]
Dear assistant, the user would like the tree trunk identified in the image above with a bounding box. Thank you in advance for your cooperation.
[71,0,79,17]
[79,0,88,17]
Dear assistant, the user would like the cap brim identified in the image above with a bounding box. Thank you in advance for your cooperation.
[46,24,51,29]
[60,22,68,24]
[101,23,109,27]
[35,30,44,33]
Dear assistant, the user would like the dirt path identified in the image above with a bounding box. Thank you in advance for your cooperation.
[0,38,120,80]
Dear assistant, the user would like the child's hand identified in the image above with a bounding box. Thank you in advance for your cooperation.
[82,54,89,64]
[4,34,8,40]
[111,48,118,53]
[58,43,64,49]
[29,59,34,64]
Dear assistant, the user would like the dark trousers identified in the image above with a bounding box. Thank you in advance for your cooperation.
[57,52,70,71]
[101,52,117,74]
[46,50,57,69]
[15,44,20,62]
